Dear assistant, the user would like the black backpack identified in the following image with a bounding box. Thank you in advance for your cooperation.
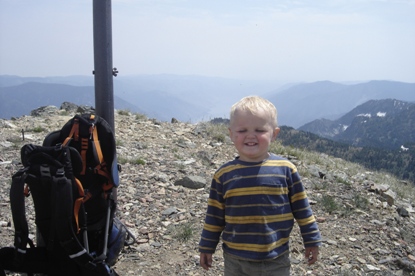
[0,114,133,276]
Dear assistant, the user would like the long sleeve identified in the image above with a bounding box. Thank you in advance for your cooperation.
[199,175,225,253]
[288,168,322,247]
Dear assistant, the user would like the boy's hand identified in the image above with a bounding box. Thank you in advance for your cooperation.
[305,246,319,265]
[200,253,213,270]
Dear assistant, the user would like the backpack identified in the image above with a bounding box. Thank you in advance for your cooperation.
[0,114,134,276]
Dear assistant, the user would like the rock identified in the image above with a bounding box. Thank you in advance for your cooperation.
[0,120,17,129]
[174,175,206,189]
[316,217,326,223]
[161,207,177,216]
[77,105,95,113]
[369,183,390,193]
[60,102,79,112]
[366,264,381,271]
[397,206,410,217]
[382,189,396,206]
[0,141,14,148]
[307,165,321,178]
[30,105,59,116]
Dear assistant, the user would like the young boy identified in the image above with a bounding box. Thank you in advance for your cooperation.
[199,96,321,275]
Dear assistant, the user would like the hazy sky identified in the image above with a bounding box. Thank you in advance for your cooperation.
[1,0,414,83]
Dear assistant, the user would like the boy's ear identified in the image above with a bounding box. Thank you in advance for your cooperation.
[273,127,280,140]
[228,127,236,143]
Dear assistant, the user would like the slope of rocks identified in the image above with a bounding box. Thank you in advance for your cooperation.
[0,106,414,276]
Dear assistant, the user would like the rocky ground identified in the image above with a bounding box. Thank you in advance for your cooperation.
[1,106,415,275]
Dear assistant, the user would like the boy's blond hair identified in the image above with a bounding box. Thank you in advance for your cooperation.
[230,96,278,127]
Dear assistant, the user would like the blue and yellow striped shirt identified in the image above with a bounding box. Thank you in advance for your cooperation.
[199,153,321,261]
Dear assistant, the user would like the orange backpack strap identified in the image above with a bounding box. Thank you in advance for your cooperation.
[63,118,80,146]
[90,119,114,189]
[24,184,30,197]
[91,124,104,164]
[80,138,88,175]
[73,177,85,234]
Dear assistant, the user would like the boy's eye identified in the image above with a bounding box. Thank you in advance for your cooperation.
[256,129,266,132]
[237,130,247,133]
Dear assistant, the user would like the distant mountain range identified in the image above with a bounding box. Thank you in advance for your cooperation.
[266,80,415,128]
[0,81,142,119]
[0,75,281,122]
[1,75,414,129]
[299,99,415,150]
[1,74,414,182]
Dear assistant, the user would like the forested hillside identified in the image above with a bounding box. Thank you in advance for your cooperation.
[278,126,415,184]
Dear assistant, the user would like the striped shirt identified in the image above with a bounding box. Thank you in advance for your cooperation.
[199,153,321,261]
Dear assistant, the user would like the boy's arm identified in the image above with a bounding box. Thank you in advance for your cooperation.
[288,168,322,254]
[200,253,213,270]
[198,176,225,254]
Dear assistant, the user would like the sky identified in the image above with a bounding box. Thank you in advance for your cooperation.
[1,0,415,83]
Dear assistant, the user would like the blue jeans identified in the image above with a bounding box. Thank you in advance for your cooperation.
[224,252,291,276]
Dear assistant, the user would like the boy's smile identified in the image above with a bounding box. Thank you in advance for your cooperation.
[229,109,279,162]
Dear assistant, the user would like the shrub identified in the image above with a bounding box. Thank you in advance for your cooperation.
[117,109,130,116]
[172,222,194,242]
[352,194,369,210]
[320,195,339,214]
[32,126,45,133]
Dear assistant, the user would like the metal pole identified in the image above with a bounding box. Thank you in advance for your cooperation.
[93,0,115,132]
[93,0,118,209]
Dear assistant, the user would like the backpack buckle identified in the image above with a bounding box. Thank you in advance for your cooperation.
[40,165,51,179]
[55,168,65,177]
[54,143,63,151]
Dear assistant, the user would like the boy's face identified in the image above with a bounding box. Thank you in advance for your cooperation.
[229,109,280,162]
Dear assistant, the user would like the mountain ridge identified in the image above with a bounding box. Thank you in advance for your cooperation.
[299,99,415,150]
[1,75,414,127]
[268,80,415,127]
[0,81,142,119]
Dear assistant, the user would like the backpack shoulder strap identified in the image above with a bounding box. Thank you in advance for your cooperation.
[90,122,113,189]
[63,116,80,144]
[50,161,96,268]
[10,168,30,256]
[94,115,119,187]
